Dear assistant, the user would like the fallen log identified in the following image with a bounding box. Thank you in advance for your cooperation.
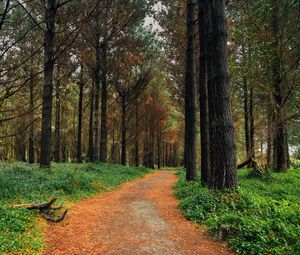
[14,198,67,223]
[237,157,258,169]
[14,197,57,210]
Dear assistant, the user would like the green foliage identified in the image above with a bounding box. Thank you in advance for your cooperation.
[0,162,149,254]
[174,169,300,255]
[291,158,300,169]
[294,146,300,160]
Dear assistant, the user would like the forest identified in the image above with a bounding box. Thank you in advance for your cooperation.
[0,0,299,255]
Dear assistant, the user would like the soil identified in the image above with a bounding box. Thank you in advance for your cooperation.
[45,171,233,255]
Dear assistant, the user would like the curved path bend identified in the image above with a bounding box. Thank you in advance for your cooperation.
[46,171,232,255]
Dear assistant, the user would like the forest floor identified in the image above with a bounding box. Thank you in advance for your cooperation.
[45,170,232,255]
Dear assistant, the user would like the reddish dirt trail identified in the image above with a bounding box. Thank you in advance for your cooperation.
[45,171,233,255]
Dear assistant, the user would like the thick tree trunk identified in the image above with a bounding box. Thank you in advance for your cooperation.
[28,70,35,163]
[54,65,61,163]
[88,83,94,162]
[100,42,108,162]
[184,0,197,181]
[77,66,84,163]
[40,0,56,167]
[271,0,288,172]
[198,0,210,184]
[121,96,126,165]
[207,0,237,189]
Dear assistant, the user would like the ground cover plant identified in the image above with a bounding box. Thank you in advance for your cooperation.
[174,168,300,255]
[0,162,150,255]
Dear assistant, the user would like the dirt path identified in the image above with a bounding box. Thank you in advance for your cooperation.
[46,171,232,255]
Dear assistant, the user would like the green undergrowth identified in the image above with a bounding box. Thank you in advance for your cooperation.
[174,168,300,255]
[0,162,150,255]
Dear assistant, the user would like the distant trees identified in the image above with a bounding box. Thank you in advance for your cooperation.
[1,0,177,169]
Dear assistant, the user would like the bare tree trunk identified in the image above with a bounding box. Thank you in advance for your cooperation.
[243,79,250,158]
[100,42,108,162]
[28,70,35,163]
[184,0,197,181]
[207,0,237,189]
[157,126,161,169]
[121,95,126,165]
[40,0,56,167]
[88,83,94,162]
[149,116,155,169]
[15,133,26,161]
[93,41,101,162]
[271,0,288,172]
[199,0,210,184]
[54,65,61,163]
[249,86,255,164]
[135,101,139,166]
[77,66,84,163]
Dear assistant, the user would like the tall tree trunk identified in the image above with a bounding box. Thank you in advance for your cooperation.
[77,66,84,163]
[54,65,61,163]
[149,116,155,169]
[93,41,101,162]
[110,124,117,162]
[243,79,250,158]
[249,86,255,162]
[100,42,108,162]
[271,0,288,172]
[40,0,56,167]
[199,0,210,184]
[88,83,94,162]
[134,101,139,166]
[157,126,161,169]
[207,0,237,189]
[184,0,197,181]
[28,70,35,163]
[121,95,126,165]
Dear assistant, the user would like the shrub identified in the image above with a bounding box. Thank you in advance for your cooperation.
[174,168,300,255]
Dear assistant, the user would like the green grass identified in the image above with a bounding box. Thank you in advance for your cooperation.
[0,162,150,255]
[174,168,300,255]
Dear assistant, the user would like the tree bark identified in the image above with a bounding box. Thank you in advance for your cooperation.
[271,0,288,172]
[28,69,35,163]
[243,78,250,158]
[93,40,101,162]
[88,83,94,162]
[121,95,126,165]
[249,86,255,165]
[54,64,61,163]
[40,0,56,167]
[134,101,139,166]
[100,42,108,162]
[207,0,237,189]
[184,0,197,181]
[157,126,161,169]
[198,0,210,184]
[77,66,84,163]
